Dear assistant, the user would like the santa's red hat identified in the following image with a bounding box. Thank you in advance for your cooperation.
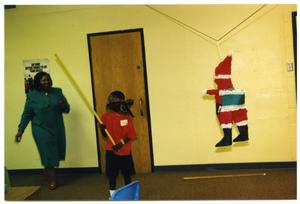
[215,55,232,76]
[214,56,234,89]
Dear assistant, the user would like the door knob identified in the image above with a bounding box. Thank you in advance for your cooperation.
[139,97,144,116]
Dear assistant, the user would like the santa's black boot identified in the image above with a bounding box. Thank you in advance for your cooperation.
[233,125,249,142]
[215,128,232,147]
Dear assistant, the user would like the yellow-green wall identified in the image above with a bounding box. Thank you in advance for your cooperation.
[5,4,296,169]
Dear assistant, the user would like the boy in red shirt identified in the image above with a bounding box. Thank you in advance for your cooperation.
[99,90,137,197]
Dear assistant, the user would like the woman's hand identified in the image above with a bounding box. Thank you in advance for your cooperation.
[58,100,67,110]
[15,131,23,143]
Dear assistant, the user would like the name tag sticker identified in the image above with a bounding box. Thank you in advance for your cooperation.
[120,119,128,126]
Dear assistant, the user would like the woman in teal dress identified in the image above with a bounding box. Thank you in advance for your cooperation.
[15,71,70,190]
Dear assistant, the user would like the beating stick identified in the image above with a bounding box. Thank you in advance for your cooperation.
[183,173,266,180]
[54,54,116,145]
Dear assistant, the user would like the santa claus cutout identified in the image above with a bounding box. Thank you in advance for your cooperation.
[203,55,249,147]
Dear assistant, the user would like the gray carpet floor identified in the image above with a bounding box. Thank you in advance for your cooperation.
[7,168,296,200]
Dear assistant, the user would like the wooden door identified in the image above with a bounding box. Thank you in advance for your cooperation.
[88,29,153,173]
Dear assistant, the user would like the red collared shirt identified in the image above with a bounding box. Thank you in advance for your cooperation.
[101,111,137,155]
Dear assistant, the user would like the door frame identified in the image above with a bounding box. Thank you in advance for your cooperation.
[87,28,154,173]
[291,11,297,95]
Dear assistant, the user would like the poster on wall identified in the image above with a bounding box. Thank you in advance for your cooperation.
[23,58,50,93]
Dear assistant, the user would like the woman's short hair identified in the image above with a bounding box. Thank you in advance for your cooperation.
[33,71,52,90]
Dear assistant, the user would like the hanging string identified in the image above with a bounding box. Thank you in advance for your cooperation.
[145,4,267,45]
[217,4,267,42]
[216,42,222,60]
[145,5,218,45]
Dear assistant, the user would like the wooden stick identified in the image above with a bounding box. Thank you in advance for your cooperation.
[54,54,116,145]
[183,173,266,180]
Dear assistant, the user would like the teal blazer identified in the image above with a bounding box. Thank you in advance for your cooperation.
[18,87,70,167]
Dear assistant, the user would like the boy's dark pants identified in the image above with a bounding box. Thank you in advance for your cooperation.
[106,151,135,190]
